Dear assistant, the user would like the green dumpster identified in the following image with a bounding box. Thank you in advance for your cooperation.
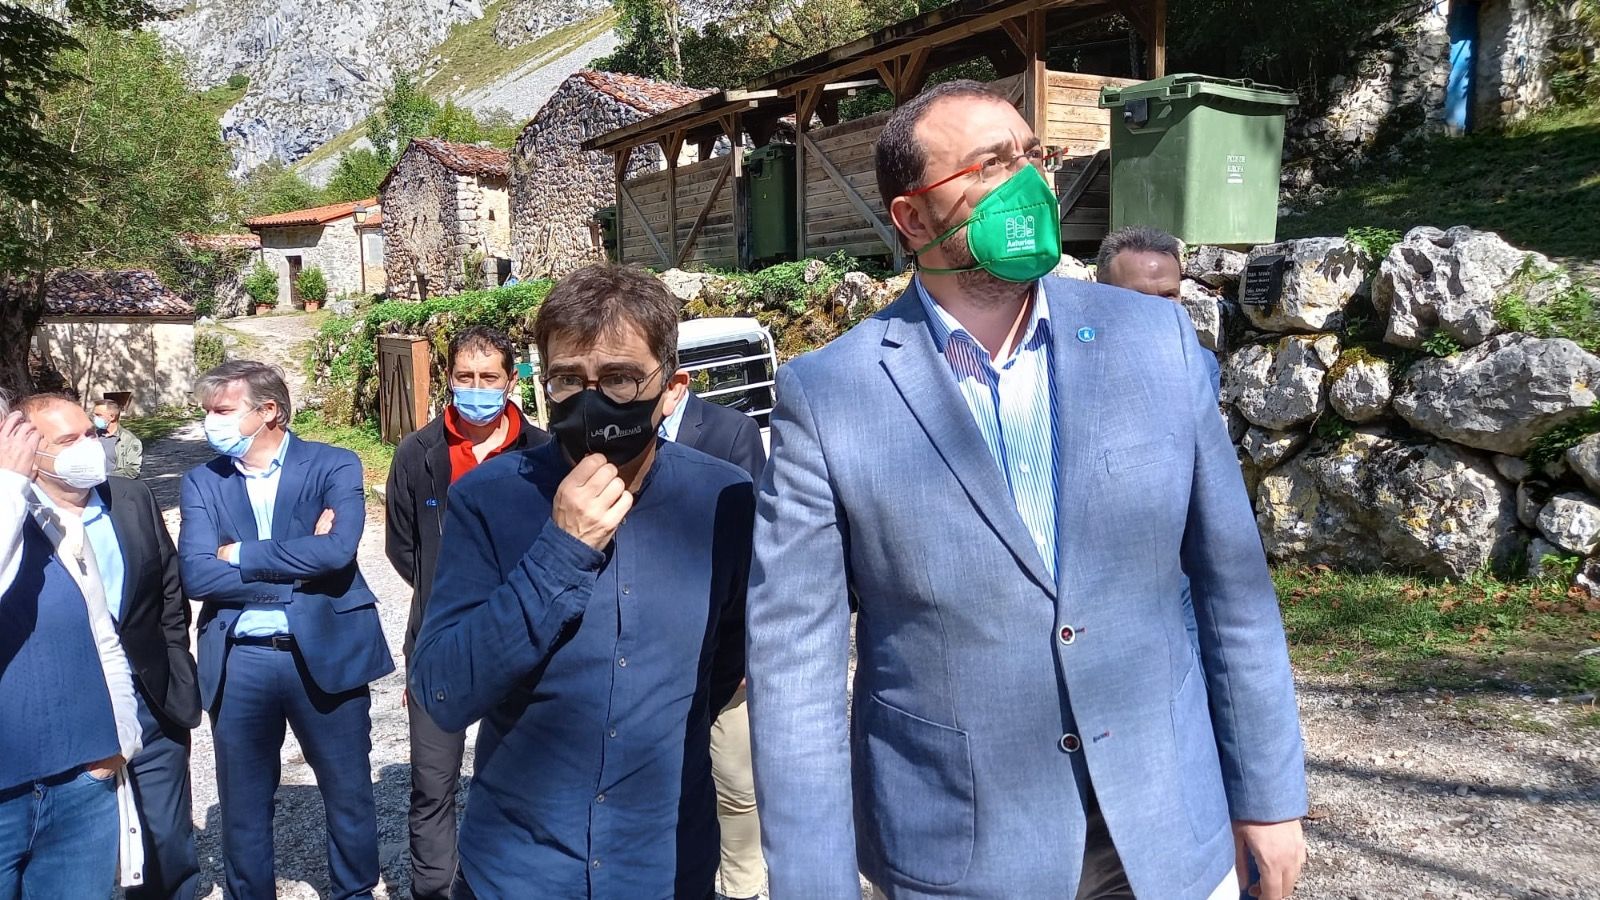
[746,144,797,266]
[595,205,618,261]
[1099,74,1297,247]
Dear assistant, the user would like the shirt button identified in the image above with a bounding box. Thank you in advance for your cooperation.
[1019,462,1030,474]
[617,657,627,668]
[608,728,617,738]
[434,689,447,702]
[1059,733,1081,753]
[591,858,601,870]
[595,793,606,804]
[1058,625,1076,645]
[622,585,631,595]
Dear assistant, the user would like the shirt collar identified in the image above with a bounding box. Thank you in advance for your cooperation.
[659,393,689,441]
[82,489,110,525]
[234,430,291,478]
[914,275,1052,361]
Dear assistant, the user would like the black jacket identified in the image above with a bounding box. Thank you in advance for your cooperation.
[96,476,202,729]
[386,407,549,656]
[675,394,766,482]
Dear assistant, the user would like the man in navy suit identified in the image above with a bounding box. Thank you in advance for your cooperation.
[178,361,394,900]
[660,392,765,900]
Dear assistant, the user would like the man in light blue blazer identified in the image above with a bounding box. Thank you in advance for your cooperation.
[746,81,1308,900]
[179,361,393,900]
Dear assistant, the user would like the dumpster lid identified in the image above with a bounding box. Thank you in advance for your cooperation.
[1099,73,1298,108]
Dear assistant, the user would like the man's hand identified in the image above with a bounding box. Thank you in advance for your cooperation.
[315,507,335,535]
[218,542,240,564]
[553,454,632,551]
[1234,819,1306,900]
[0,412,40,478]
[86,754,126,782]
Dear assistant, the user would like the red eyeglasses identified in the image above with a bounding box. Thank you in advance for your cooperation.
[900,145,1072,198]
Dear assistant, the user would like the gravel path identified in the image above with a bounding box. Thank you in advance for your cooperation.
[140,421,1600,899]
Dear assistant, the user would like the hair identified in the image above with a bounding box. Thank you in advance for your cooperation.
[93,398,122,416]
[196,360,293,426]
[1095,226,1184,282]
[875,79,1013,248]
[533,263,679,377]
[17,392,80,419]
[0,388,9,418]
[448,326,516,376]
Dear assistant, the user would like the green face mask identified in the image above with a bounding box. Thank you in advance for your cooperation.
[914,164,1063,284]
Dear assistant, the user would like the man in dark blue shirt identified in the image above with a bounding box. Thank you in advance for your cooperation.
[410,263,752,900]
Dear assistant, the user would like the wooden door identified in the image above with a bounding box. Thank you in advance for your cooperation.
[378,335,430,445]
[287,256,303,306]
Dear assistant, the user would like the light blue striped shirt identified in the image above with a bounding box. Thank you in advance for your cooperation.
[915,277,1060,577]
[232,432,292,637]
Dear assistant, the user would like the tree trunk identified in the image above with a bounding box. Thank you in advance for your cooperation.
[0,273,45,402]
[664,0,683,81]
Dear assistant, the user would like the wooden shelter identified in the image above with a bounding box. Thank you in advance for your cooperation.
[585,0,1165,271]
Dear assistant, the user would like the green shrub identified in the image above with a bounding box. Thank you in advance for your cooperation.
[1527,402,1600,467]
[226,73,249,91]
[1344,226,1402,261]
[1494,262,1600,354]
[194,331,225,374]
[296,266,328,303]
[243,261,277,307]
[1420,331,1462,357]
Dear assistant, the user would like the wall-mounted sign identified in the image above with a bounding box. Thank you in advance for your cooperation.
[1241,254,1287,309]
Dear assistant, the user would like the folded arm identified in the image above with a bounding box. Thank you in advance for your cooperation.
[1175,304,1308,824]
[238,452,365,582]
[410,489,605,733]
[747,366,860,896]
[177,473,289,605]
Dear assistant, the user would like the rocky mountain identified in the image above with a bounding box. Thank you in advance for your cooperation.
[150,0,617,177]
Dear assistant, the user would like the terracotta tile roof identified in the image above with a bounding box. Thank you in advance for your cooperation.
[245,197,378,229]
[412,138,511,178]
[576,70,713,115]
[38,270,195,318]
[178,232,261,251]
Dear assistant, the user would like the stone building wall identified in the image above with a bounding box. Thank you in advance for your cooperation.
[509,76,668,279]
[257,220,364,308]
[382,150,461,301]
[1475,0,1566,127]
[35,318,197,412]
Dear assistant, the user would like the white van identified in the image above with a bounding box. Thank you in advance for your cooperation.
[676,317,778,449]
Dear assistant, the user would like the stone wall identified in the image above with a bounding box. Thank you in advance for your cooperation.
[257,221,364,308]
[509,77,666,279]
[382,150,463,301]
[34,317,198,413]
[1476,0,1567,125]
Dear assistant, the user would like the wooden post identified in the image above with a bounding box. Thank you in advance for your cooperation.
[794,86,822,263]
[612,151,630,265]
[725,113,750,271]
[1022,10,1048,137]
[1150,0,1167,78]
[663,131,684,261]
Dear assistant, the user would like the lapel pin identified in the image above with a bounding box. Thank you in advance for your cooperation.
[1077,327,1096,343]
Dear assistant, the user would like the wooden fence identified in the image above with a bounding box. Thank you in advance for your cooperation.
[619,155,738,270]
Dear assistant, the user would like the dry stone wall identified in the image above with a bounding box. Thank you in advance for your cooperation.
[381,151,462,301]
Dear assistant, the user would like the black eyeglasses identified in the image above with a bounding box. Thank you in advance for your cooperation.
[542,362,666,404]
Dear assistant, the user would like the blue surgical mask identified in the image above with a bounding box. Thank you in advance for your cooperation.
[204,408,265,458]
[92,416,109,431]
[452,386,508,426]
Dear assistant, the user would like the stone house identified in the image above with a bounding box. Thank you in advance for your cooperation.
[244,197,384,308]
[379,138,512,301]
[28,269,197,413]
[175,232,260,318]
[509,71,711,279]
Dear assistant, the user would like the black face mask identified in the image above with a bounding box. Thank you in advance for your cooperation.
[549,388,660,467]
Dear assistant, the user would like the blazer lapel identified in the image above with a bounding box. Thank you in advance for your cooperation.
[680,395,708,452]
[271,437,309,542]
[1046,279,1106,598]
[218,461,259,543]
[878,292,1057,597]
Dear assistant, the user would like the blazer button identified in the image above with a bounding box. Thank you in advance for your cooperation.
[1057,625,1076,645]
[434,689,447,702]
[1059,733,1081,753]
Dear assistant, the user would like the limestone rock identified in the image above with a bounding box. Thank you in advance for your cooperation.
[836,272,877,320]
[1178,279,1225,352]
[1517,480,1552,530]
[1224,405,1249,443]
[1241,428,1309,471]
[1327,354,1392,423]
[1222,335,1340,431]
[1536,492,1600,555]
[1565,433,1600,495]
[1183,245,1247,291]
[1051,254,1094,282]
[1238,238,1371,333]
[1491,454,1532,484]
[1392,334,1600,455]
[803,258,829,284]
[1379,226,1570,349]
[1573,555,1600,600]
[658,268,714,305]
[1255,432,1518,579]
[1525,537,1564,579]
[492,0,610,48]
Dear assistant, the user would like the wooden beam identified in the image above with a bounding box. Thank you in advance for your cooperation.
[799,131,896,250]
[1056,148,1108,220]
[1001,17,1029,52]
[1150,0,1167,77]
[900,45,933,99]
[677,156,735,267]
[663,133,681,261]
[795,86,823,130]
[723,113,751,271]
[612,151,630,264]
[874,59,901,100]
[618,179,671,267]
[1022,9,1048,135]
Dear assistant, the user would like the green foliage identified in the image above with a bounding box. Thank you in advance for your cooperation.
[324,149,389,203]
[1538,551,1583,586]
[226,73,249,91]
[1420,331,1462,357]
[1493,264,1600,354]
[296,266,328,303]
[1344,226,1402,261]
[193,331,225,374]
[367,73,440,165]
[233,161,325,217]
[1548,0,1600,107]
[1527,402,1600,467]
[684,252,883,358]
[1313,412,1354,443]
[243,261,278,306]
[1167,0,1410,95]
[290,409,394,484]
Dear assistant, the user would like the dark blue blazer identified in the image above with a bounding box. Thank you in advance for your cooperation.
[178,436,394,710]
[676,394,766,483]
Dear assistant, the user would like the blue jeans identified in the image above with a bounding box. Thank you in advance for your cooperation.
[0,766,119,900]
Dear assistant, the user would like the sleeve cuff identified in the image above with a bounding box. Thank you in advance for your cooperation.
[535,518,608,575]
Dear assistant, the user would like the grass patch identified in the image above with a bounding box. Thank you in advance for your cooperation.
[423,6,617,98]
[1574,708,1600,729]
[291,410,394,486]
[197,77,248,120]
[1277,566,1600,694]
[1281,104,1600,260]
[123,406,199,444]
